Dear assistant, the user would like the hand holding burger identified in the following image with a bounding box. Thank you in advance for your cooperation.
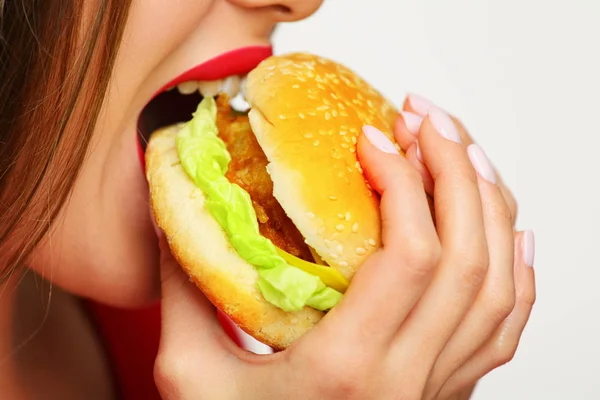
[147,53,536,399]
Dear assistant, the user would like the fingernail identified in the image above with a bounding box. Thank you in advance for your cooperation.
[362,125,399,155]
[407,93,436,116]
[522,230,535,267]
[467,144,496,183]
[428,108,461,143]
[415,142,423,162]
[399,111,423,136]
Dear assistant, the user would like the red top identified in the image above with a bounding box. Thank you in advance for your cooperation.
[86,302,243,400]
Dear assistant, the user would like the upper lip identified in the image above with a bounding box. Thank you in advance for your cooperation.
[157,45,273,95]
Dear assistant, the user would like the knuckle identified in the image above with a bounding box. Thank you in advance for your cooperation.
[490,338,518,367]
[313,360,367,398]
[521,283,537,307]
[456,248,489,288]
[485,289,516,324]
[402,239,440,280]
[485,196,513,227]
[154,352,190,397]
[446,159,479,186]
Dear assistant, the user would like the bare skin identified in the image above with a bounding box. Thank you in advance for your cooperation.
[0,1,535,398]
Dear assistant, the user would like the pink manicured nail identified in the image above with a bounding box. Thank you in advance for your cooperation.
[429,108,461,143]
[407,93,436,116]
[467,144,496,183]
[416,142,423,162]
[362,125,399,154]
[399,111,423,136]
[522,230,535,267]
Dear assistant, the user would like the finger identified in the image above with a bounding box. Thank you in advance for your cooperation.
[394,111,423,151]
[393,114,435,197]
[423,144,516,398]
[451,118,519,225]
[403,93,518,224]
[391,109,489,369]
[320,125,440,345]
[437,231,536,399]
[157,231,225,344]
[154,230,242,397]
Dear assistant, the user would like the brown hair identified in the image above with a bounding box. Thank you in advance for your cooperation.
[0,0,132,281]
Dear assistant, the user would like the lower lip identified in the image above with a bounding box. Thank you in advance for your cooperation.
[137,45,273,171]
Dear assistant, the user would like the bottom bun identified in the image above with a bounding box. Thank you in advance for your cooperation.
[145,125,325,350]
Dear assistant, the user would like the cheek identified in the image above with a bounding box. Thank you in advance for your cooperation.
[30,126,161,308]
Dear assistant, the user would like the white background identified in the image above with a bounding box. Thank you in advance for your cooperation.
[273,1,600,399]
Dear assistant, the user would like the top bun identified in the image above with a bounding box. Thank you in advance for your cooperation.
[246,53,399,279]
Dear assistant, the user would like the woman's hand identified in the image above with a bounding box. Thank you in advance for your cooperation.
[153,97,536,400]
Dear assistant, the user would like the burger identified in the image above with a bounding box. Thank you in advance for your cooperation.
[145,52,400,350]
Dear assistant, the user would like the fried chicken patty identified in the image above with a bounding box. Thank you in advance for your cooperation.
[215,95,314,262]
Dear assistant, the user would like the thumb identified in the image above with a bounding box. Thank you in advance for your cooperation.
[154,229,245,397]
[156,229,229,348]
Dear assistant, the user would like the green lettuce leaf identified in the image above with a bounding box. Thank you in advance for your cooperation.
[175,97,343,312]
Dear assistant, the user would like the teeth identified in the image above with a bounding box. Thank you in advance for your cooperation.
[176,81,198,95]
[175,75,247,104]
[197,80,221,97]
[221,76,241,97]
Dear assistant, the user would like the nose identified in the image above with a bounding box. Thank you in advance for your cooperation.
[228,0,324,22]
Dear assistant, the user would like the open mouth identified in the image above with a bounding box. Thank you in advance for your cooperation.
[137,75,249,151]
[136,46,273,155]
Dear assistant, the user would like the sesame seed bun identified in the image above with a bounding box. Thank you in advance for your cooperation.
[146,52,399,349]
[245,53,398,278]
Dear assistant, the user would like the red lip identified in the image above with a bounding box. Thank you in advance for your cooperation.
[138,45,273,170]
[158,45,273,95]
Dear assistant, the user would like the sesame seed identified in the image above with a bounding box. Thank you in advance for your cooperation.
[338,102,345,110]
[325,112,331,120]
[345,212,351,221]
[339,261,349,267]
[349,147,356,153]
[355,247,366,255]
[308,111,317,116]
[313,140,320,146]
[279,114,286,120]
[351,136,357,144]
[303,133,313,139]
[306,212,315,219]
[338,213,344,219]
[352,222,359,233]
[336,244,344,254]
[341,143,349,149]
[299,112,306,119]
[368,239,377,246]
[323,98,331,105]
[340,111,349,117]
[329,195,337,201]
[332,110,338,117]
[336,224,345,232]
[329,253,339,259]
[317,105,329,111]
[292,84,300,89]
